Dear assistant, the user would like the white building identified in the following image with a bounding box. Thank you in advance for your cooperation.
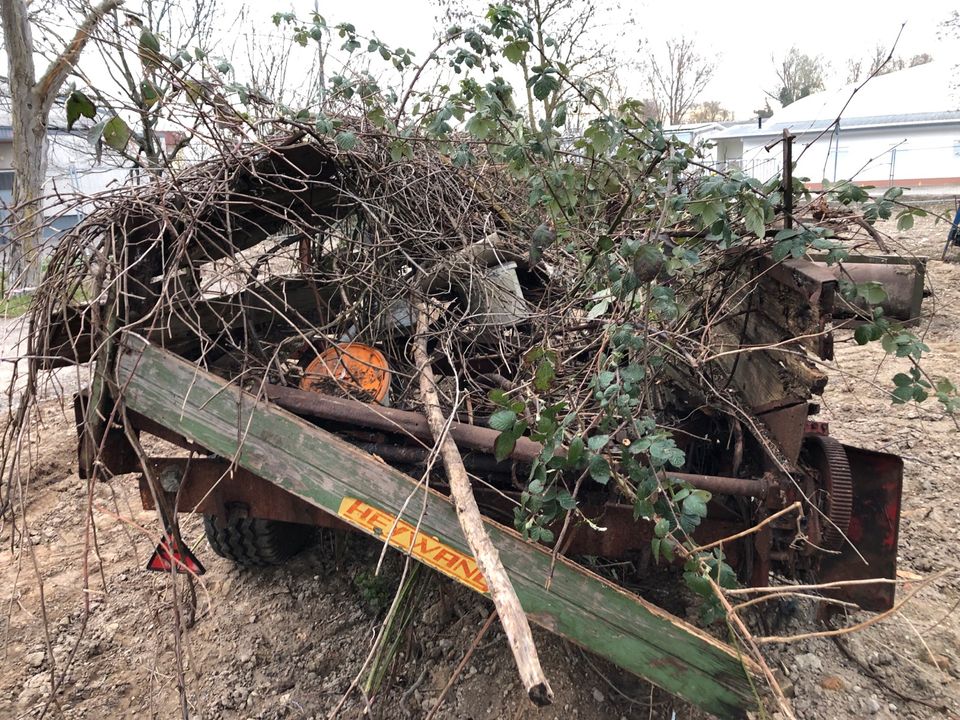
[0,108,131,252]
[707,62,960,192]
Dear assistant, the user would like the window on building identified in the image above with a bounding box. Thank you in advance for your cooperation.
[0,171,14,192]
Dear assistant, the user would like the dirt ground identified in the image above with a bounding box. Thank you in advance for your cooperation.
[2,209,960,720]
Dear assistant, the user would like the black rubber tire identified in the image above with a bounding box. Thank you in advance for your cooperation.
[203,514,315,566]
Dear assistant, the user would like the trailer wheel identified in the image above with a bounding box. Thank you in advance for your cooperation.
[203,514,314,566]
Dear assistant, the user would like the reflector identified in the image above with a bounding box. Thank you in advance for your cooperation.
[146,534,205,575]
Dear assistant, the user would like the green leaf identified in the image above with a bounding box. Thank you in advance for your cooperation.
[881,333,898,354]
[140,80,161,107]
[488,409,517,432]
[897,212,914,231]
[857,281,887,305]
[587,434,610,451]
[620,363,644,384]
[503,40,528,63]
[682,494,708,518]
[586,299,609,319]
[557,490,577,510]
[891,385,914,404]
[367,105,387,128]
[893,373,913,387]
[533,361,555,391]
[494,432,516,461]
[743,194,767,238]
[588,455,610,484]
[566,437,585,466]
[684,572,713,598]
[334,131,357,150]
[538,527,555,543]
[465,113,494,139]
[140,29,161,54]
[65,91,96,131]
[86,119,106,148]
[654,518,670,538]
[101,116,131,152]
[532,73,559,101]
[139,29,163,67]
[935,378,956,394]
[552,101,567,127]
[661,537,676,563]
[854,325,873,345]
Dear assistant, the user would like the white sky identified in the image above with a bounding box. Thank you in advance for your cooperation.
[218,0,959,119]
[3,0,956,121]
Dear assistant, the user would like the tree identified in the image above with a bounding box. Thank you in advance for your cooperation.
[685,100,731,123]
[0,0,121,287]
[65,0,224,175]
[846,46,932,84]
[646,37,713,125]
[437,0,633,131]
[766,47,825,107]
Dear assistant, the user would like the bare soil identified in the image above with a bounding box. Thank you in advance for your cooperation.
[2,212,959,720]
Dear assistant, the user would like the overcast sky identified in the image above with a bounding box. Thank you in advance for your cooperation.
[220,0,959,119]
[3,0,956,123]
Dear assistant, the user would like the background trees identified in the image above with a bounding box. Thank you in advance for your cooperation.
[0,0,120,286]
[846,45,933,84]
[645,38,714,124]
[766,46,826,107]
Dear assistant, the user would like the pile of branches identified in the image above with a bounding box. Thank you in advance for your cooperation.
[23,118,800,445]
[0,110,936,717]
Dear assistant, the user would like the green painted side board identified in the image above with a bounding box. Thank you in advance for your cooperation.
[115,333,760,718]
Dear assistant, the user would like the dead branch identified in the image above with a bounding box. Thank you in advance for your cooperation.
[413,302,553,707]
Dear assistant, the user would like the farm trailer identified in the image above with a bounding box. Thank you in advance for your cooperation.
[37,132,906,718]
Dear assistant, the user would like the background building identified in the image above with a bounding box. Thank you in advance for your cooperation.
[0,107,131,256]
[707,62,960,193]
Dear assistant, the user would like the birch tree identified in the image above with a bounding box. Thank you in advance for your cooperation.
[0,0,121,286]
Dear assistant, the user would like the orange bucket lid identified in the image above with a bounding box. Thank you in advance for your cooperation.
[300,343,391,404]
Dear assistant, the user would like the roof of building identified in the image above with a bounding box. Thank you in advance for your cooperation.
[709,61,960,140]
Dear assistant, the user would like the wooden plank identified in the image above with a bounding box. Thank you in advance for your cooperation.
[115,333,760,718]
[757,257,836,360]
[44,276,334,367]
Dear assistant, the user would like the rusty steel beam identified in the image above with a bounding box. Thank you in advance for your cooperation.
[263,385,770,498]
[263,383,546,462]
[139,457,751,562]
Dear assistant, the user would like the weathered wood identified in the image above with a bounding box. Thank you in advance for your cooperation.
[115,333,760,718]
[756,257,836,361]
[708,256,832,416]
[413,315,553,706]
[717,306,828,414]
[44,276,334,366]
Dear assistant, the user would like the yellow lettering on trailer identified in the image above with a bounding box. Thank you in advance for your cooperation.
[337,497,489,594]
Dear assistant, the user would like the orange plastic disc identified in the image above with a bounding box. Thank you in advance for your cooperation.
[300,343,391,404]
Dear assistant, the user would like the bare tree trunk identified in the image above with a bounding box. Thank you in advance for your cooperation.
[1,0,42,287]
[0,0,123,288]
